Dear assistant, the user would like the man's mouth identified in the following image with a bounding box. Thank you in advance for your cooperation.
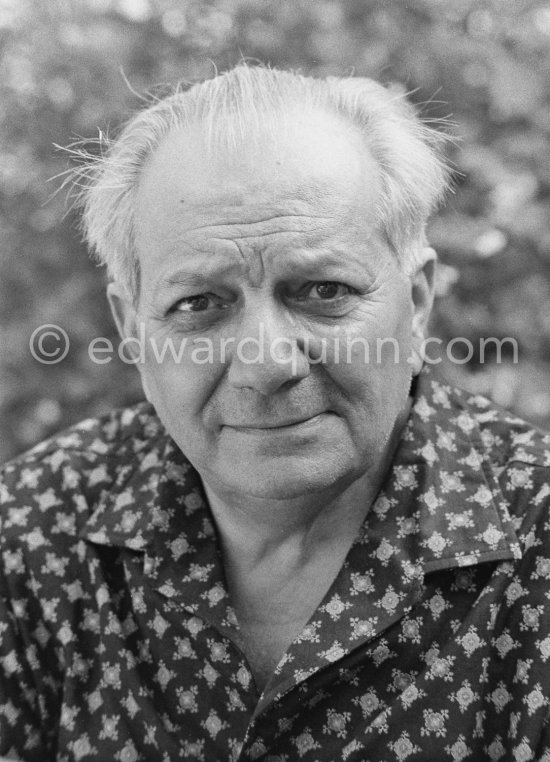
[224,412,329,431]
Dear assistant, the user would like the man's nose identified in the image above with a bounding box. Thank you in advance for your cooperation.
[226,301,310,396]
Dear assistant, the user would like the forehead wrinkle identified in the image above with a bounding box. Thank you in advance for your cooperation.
[151,235,363,299]
[152,211,386,287]
[165,212,334,241]
[152,211,338,272]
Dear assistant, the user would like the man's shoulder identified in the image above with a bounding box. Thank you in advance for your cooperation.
[461,389,550,471]
[416,371,550,532]
[2,400,163,468]
[452,384,550,529]
[0,401,167,547]
[421,372,550,471]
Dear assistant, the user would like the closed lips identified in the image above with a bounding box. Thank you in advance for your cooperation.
[225,413,328,430]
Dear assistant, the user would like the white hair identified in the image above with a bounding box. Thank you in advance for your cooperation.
[70,64,451,299]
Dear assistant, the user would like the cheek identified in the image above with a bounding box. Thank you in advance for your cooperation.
[139,345,223,423]
[325,299,413,378]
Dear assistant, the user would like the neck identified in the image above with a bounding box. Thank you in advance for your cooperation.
[204,471,376,567]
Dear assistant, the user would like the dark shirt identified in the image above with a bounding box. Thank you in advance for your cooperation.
[1,369,550,761]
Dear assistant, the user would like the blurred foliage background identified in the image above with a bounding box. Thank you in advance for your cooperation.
[1,0,550,462]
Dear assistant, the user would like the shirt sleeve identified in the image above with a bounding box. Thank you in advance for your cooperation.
[0,563,53,760]
[0,469,59,762]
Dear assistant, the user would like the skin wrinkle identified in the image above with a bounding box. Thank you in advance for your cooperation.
[159,215,335,249]
[136,214,391,307]
[150,217,388,306]
[151,257,382,314]
[185,213,333,226]
[145,213,348,307]
[145,185,396,322]
[209,229,325,241]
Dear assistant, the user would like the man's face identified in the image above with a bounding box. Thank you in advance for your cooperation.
[110,111,433,501]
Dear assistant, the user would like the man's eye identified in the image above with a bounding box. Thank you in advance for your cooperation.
[173,295,214,313]
[306,282,351,300]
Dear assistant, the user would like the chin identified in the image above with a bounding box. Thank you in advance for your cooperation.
[220,456,355,501]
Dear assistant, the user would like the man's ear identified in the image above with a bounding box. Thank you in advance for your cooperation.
[107,281,137,343]
[409,247,437,375]
[411,247,436,339]
[107,282,153,402]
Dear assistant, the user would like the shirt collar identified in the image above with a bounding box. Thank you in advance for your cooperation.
[388,367,521,573]
[81,432,202,552]
[81,430,241,640]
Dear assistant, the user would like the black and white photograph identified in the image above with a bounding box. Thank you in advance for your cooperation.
[1,1,550,759]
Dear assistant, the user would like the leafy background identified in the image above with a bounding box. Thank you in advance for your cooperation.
[1,0,550,463]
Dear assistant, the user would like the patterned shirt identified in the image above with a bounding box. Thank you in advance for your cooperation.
[1,369,550,761]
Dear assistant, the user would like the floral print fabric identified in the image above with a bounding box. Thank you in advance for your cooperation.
[1,368,550,761]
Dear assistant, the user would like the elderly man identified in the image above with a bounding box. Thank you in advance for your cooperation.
[1,65,550,761]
